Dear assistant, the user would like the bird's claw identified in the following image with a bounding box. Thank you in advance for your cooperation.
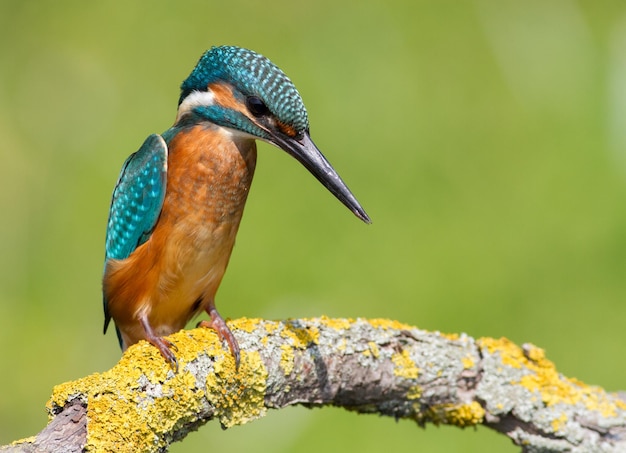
[148,336,179,372]
[198,311,241,369]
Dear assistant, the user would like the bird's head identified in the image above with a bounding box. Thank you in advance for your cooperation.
[176,45,370,224]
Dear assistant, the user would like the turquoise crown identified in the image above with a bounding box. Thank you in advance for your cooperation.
[179,46,309,133]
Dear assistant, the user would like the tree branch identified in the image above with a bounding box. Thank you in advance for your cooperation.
[2,317,625,452]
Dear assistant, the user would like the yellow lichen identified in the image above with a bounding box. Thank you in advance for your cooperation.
[478,337,524,369]
[441,332,460,341]
[369,318,413,331]
[205,349,268,428]
[392,349,419,379]
[424,401,485,427]
[46,324,269,452]
[49,338,206,452]
[319,316,354,330]
[263,320,280,334]
[407,385,422,400]
[478,336,622,418]
[11,436,36,446]
[230,317,264,333]
[577,385,620,418]
[524,344,546,362]
[615,397,626,411]
[367,341,380,359]
[281,321,320,348]
[461,355,475,369]
[551,412,568,432]
[280,344,295,376]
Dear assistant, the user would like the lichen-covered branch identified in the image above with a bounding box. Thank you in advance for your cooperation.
[2,317,626,452]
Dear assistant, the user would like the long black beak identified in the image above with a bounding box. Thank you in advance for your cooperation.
[269,131,371,224]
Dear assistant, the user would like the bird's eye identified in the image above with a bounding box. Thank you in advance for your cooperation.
[246,96,270,117]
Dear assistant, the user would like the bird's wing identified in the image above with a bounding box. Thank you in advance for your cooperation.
[103,134,167,333]
[105,133,168,260]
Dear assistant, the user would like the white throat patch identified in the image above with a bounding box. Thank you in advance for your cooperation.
[176,90,216,121]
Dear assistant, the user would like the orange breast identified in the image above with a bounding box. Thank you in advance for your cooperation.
[104,125,257,348]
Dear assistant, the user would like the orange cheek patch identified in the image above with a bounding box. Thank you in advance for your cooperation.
[208,82,248,114]
[276,121,297,138]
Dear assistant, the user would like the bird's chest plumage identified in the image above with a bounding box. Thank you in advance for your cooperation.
[166,130,255,241]
[106,125,257,342]
[157,126,257,306]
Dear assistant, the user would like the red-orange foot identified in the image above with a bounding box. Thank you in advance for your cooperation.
[140,316,179,371]
[198,307,240,368]
[148,336,179,371]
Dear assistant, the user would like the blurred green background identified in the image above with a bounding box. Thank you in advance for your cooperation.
[1,0,626,451]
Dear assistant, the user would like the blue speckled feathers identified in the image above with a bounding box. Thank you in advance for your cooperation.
[105,133,168,261]
[180,46,309,133]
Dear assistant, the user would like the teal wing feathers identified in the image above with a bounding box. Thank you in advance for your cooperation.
[103,133,168,334]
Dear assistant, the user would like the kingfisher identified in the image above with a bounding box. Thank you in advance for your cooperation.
[102,45,370,369]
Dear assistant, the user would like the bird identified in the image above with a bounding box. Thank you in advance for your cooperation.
[102,45,370,370]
